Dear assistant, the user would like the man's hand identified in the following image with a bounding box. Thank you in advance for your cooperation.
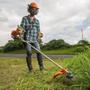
[38,32,43,39]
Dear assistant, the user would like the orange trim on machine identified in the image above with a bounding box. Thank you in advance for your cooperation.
[53,69,67,78]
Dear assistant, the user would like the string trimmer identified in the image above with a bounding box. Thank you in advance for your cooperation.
[11,26,74,80]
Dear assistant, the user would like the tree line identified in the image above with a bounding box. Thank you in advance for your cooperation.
[1,39,90,53]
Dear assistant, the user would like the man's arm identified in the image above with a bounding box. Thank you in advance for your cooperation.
[37,20,40,32]
[20,17,26,30]
[37,20,43,39]
[20,17,27,40]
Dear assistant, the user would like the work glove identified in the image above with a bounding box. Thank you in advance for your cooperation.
[38,32,43,39]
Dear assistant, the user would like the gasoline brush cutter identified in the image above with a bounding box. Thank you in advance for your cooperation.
[11,26,74,80]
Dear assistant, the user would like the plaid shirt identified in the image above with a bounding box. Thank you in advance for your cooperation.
[20,15,40,42]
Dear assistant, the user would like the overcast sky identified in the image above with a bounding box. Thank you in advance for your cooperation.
[0,0,90,46]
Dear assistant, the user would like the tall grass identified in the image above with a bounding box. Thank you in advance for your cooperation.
[62,47,90,89]
[0,48,90,90]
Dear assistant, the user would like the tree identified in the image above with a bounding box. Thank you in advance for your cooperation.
[3,39,24,52]
[42,39,70,50]
[78,40,90,45]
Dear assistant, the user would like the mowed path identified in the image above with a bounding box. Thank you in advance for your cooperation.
[0,54,74,59]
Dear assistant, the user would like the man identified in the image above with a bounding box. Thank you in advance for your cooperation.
[20,2,44,72]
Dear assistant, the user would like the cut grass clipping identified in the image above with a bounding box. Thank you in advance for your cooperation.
[0,48,90,90]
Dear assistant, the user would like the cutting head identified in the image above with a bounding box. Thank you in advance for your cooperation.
[53,69,74,80]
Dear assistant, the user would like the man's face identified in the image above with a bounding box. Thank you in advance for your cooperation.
[30,8,39,16]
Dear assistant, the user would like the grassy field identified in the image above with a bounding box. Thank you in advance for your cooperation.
[3,48,76,55]
[0,49,90,90]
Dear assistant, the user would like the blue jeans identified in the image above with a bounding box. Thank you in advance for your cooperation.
[26,42,40,53]
[25,41,44,71]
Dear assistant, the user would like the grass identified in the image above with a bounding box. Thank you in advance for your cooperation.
[0,49,90,90]
[3,48,76,55]
[43,48,76,55]
[0,58,63,90]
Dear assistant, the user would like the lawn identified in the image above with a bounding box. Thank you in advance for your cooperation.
[3,48,76,55]
[0,49,90,90]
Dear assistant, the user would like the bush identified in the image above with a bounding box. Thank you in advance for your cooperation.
[74,47,85,52]
[78,40,90,45]
[42,39,71,50]
[74,46,88,53]
[0,48,3,53]
[3,39,24,52]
